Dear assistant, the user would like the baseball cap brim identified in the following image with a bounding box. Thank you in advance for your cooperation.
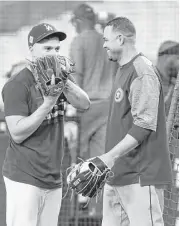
[36,31,67,43]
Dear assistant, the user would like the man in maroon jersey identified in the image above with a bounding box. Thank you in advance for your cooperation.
[2,23,90,226]
[98,17,173,226]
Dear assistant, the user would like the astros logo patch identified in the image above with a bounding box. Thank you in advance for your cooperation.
[114,88,124,102]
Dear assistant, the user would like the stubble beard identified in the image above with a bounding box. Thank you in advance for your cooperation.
[108,50,121,62]
[109,57,117,62]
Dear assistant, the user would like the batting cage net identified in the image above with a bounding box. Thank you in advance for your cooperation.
[163,74,179,226]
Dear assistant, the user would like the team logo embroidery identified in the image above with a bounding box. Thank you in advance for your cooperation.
[114,88,124,102]
[44,24,53,31]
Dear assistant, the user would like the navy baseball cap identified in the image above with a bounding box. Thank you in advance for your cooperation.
[28,23,66,48]
[72,4,96,21]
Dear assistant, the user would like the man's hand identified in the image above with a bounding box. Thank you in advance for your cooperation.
[42,74,62,109]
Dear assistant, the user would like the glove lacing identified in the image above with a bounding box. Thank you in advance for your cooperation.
[63,158,114,209]
[62,157,85,200]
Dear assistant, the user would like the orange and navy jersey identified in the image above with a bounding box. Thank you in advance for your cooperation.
[105,53,173,186]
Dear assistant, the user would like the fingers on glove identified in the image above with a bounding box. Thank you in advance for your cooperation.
[47,55,60,77]
[51,73,55,85]
[45,56,63,86]
[45,55,61,79]
[65,57,75,72]
[55,56,68,82]
[42,56,57,82]
[48,84,64,96]
[59,56,75,74]
[36,58,49,81]
[47,55,65,85]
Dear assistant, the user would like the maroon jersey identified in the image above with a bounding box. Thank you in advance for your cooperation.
[105,53,173,186]
[2,67,67,189]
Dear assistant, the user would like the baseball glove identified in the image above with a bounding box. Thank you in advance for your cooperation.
[30,55,75,96]
[67,157,113,198]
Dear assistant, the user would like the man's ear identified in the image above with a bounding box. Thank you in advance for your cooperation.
[117,34,124,46]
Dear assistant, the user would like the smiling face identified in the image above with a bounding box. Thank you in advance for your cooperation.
[30,37,61,59]
[103,26,124,62]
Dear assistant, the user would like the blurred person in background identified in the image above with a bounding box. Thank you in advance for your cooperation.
[98,17,173,226]
[156,40,179,116]
[69,3,118,215]
[70,2,117,170]
[2,23,90,226]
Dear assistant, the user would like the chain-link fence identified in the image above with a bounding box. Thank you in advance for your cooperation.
[163,75,179,226]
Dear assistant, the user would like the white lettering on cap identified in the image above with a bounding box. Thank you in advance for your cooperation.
[44,24,53,31]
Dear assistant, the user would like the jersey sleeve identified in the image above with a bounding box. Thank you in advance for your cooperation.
[2,81,29,117]
[129,73,160,131]
[128,72,160,144]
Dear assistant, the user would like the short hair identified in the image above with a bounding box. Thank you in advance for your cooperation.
[106,17,136,37]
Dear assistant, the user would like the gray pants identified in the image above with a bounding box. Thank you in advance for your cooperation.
[102,183,164,226]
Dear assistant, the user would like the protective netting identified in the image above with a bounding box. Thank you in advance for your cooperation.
[163,75,179,226]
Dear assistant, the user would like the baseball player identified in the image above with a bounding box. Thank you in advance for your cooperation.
[2,23,90,226]
[98,17,173,226]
